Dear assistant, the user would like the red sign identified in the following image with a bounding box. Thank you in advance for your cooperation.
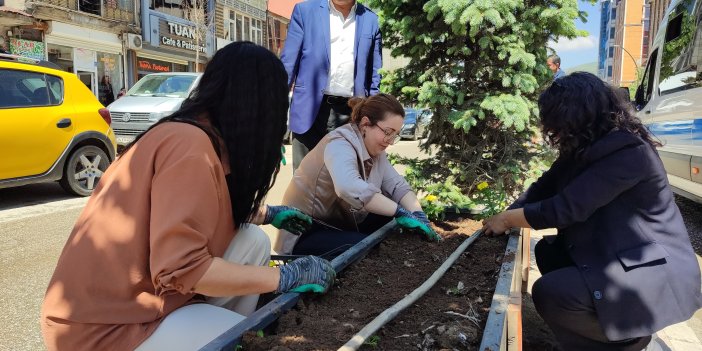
[137,59,171,73]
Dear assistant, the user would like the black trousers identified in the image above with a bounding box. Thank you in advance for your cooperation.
[291,214,392,259]
[532,237,652,351]
[292,95,352,171]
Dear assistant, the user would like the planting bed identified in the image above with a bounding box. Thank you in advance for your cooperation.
[242,215,508,350]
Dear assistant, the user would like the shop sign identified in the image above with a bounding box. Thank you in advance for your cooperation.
[137,58,172,73]
[159,20,206,53]
[9,38,45,60]
[100,55,117,71]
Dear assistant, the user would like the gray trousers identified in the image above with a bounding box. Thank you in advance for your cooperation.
[532,238,652,351]
[135,225,271,351]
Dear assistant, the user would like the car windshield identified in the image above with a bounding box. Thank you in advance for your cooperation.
[127,75,197,98]
[404,109,418,124]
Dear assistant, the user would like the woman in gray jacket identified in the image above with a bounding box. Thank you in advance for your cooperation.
[273,94,439,256]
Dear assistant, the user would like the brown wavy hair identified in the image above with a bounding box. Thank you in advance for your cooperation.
[348,93,405,125]
[538,72,660,159]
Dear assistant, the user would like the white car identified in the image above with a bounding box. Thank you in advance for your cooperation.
[108,73,202,147]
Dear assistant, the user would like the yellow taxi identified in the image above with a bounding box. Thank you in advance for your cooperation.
[0,54,117,196]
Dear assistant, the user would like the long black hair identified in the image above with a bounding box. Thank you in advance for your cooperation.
[538,72,660,159]
[121,42,288,228]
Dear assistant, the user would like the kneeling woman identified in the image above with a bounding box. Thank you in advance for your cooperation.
[273,94,439,256]
[482,72,702,350]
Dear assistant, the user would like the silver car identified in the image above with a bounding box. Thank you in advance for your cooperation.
[108,72,202,146]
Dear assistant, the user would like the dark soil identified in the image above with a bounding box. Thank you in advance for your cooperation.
[243,216,509,350]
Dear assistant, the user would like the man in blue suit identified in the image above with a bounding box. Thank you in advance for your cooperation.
[281,0,382,170]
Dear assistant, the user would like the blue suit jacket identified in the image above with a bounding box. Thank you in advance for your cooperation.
[512,131,702,340]
[280,0,382,134]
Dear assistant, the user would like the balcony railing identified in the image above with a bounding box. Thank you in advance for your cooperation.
[36,0,136,23]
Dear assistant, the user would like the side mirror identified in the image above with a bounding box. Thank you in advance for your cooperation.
[634,85,645,110]
[617,87,631,102]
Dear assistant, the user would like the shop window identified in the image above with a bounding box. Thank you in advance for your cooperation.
[658,0,702,95]
[97,52,123,106]
[225,10,264,46]
[47,45,74,73]
[607,65,613,77]
[79,0,101,16]
[151,0,184,17]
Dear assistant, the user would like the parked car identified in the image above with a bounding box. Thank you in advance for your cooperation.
[633,0,702,203]
[0,54,117,196]
[108,72,202,147]
[400,108,432,140]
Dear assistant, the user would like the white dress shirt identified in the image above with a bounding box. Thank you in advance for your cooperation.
[325,0,356,97]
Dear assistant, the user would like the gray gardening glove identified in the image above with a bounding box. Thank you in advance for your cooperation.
[264,205,312,235]
[394,206,441,242]
[276,256,336,294]
[412,210,431,227]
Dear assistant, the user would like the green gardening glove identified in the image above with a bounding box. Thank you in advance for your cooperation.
[264,205,312,235]
[394,206,441,242]
[276,256,336,294]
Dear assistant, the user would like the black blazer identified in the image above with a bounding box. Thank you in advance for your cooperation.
[513,130,702,340]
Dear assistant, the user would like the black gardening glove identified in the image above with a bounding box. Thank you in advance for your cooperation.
[276,256,336,293]
[264,205,312,235]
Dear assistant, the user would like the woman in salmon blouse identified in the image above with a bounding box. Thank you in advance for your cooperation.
[41,42,335,351]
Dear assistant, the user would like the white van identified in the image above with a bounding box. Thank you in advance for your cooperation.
[108,72,202,146]
[634,0,702,203]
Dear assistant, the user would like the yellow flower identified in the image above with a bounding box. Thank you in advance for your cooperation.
[425,195,438,202]
[477,181,489,191]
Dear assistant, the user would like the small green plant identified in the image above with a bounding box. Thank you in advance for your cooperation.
[364,335,381,348]
[471,181,508,219]
[418,179,473,221]
[256,330,264,338]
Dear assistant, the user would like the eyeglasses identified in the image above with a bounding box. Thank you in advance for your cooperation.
[372,124,401,144]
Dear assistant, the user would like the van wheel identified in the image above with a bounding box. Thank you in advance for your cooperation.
[59,145,110,197]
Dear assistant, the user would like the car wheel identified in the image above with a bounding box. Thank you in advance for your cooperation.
[59,145,110,197]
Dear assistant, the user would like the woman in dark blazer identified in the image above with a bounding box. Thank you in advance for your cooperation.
[482,72,702,351]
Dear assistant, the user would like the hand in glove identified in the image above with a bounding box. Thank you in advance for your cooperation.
[276,256,336,293]
[264,205,312,235]
[394,206,441,242]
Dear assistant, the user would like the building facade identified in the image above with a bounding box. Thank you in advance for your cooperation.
[611,0,647,87]
[266,0,302,56]
[214,0,266,51]
[5,0,140,104]
[137,0,214,85]
[598,0,615,80]
[0,0,216,101]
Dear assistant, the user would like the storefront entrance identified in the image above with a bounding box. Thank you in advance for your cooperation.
[77,71,96,93]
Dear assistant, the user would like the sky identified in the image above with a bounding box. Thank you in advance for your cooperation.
[549,1,601,70]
